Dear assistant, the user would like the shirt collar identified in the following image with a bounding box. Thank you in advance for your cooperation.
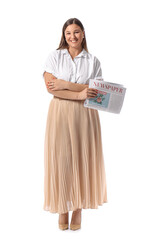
[61,48,88,58]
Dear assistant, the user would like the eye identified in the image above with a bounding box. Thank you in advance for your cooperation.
[66,32,79,34]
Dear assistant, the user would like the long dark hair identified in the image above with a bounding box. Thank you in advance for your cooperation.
[56,18,89,52]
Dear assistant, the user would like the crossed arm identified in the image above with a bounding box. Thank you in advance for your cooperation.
[43,72,89,100]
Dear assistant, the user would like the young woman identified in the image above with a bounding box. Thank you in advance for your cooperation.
[43,18,107,231]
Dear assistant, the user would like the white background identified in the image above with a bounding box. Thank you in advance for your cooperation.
[0,0,146,239]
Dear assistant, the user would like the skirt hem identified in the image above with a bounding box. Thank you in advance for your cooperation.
[43,200,108,214]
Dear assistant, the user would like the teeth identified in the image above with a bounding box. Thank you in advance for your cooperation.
[71,41,77,42]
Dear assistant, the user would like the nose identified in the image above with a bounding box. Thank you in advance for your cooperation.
[70,33,76,39]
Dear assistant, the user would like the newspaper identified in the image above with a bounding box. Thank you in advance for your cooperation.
[84,78,126,114]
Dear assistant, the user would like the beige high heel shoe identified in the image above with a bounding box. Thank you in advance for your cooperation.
[70,209,82,230]
[70,223,81,230]
[58,212,69,230]
[59,223,68,230]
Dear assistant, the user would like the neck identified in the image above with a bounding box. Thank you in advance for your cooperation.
[67,46,83,59]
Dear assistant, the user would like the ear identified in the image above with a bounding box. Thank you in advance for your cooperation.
[83,31,85,38]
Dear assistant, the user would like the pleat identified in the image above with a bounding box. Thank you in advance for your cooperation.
[44,96,107,214]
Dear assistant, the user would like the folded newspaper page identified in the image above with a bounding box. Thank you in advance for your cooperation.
[84,79,126,114]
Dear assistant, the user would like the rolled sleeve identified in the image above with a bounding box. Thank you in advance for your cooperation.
[94,57,103,80]
[42,51,58,79]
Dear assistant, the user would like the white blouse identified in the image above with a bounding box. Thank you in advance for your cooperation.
[43,48,102,85]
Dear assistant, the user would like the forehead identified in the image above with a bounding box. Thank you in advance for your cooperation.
[65,24,81,32]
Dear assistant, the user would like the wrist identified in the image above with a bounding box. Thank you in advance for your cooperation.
[76,91,81,100]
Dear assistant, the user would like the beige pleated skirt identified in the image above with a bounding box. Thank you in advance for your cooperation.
[43,96,108,214]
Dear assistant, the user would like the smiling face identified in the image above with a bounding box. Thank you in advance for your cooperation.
[64,24,85,50]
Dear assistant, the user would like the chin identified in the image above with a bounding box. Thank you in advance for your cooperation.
[68,44,81,49]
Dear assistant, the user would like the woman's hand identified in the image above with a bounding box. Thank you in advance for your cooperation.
[78,87,98,100]
[47,78,68,91]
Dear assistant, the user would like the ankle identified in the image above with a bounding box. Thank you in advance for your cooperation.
[71,209,82,225]
[59,212,69,224]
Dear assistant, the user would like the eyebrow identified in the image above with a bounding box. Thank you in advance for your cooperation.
[65,29,80,33]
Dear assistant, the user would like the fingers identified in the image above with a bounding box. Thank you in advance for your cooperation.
[48,85,54,90]
[47,82,54,88]
[87,88,98,98]
[46,81,53,89]
[88,88,98,92]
